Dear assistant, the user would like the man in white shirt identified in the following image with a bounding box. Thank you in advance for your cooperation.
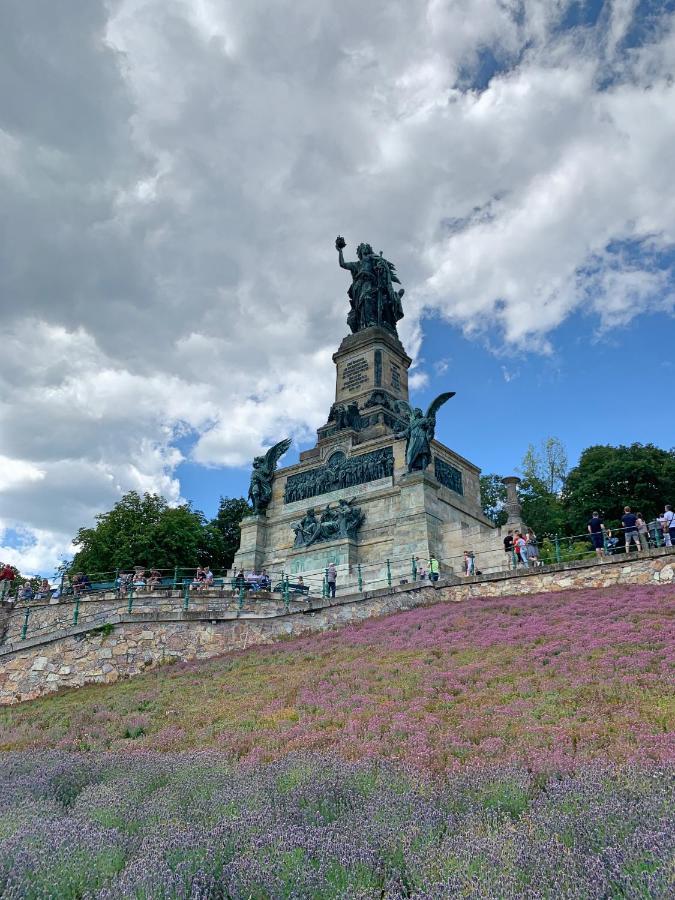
[663,505,675,547]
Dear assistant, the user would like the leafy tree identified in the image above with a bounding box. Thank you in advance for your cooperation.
[210,496,250,569]
[521,437,568,493]
[517,437,569,537]
[480,474,508,527]
[563,443,675,533]
[71,491,216,575]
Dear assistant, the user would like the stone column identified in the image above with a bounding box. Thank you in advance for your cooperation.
[233,514,269,573]
[501,476,523,526]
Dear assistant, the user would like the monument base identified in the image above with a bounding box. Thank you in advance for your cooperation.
[235,514,269,573]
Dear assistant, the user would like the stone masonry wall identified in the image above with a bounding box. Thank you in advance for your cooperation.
[1,548,673,705]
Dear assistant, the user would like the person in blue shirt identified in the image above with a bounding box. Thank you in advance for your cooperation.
[621,506,641,553]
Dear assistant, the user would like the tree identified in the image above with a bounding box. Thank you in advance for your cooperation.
[518,437,568,537]
[521,437,568,493]
[480,474,508,526]
[209,496,250,569]
[563,443,675,533]
[71,491,216,575]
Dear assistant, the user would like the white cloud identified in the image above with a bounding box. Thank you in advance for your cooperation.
[0,0,674,574]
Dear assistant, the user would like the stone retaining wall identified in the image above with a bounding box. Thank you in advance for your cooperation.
[1,548,673,705]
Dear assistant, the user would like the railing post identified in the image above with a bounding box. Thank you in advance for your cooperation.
[183,582,190,612]
[128,586,135,614]
[511,549,517,569]
[323,568,328,599]
[411,556,417,581]
[654,524,662,548]
[21,606,30,640]
[603,530,609,555]
[554,535,561,564]
[173,566,179,588]
[386,558,392,589]
[238,584,245,610]
[357,564,363,592]
[73,596,80,626]
[283,576,290,611]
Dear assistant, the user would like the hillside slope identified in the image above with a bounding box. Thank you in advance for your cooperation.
[1,584,673,771]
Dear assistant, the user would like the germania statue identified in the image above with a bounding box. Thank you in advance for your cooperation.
[335,236,404,335]
[395,393,455,473]
[248,438,292,515]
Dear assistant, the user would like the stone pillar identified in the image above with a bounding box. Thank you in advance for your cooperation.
[233,514,269,573]
[501,476,523,526]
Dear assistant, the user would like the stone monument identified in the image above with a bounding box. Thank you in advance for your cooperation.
[233,236,502,589]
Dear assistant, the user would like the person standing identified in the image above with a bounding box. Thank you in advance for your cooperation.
[0,563,15,601]
[635,513,650,551]
[326,562,337,598]
[515,533,529,567]
[463,550,475,576]
[621,506,641,552]
[663,505,675,547]
[503,531,514,569]
[526,530,539,566]
[587,511,606,558]
[429,554,440,582]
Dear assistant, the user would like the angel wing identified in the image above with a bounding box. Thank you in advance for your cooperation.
[263,438,292,474]
[395,399,413,424]
[426,392,455,422]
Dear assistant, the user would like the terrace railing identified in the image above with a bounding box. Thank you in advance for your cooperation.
[2,527,672,646]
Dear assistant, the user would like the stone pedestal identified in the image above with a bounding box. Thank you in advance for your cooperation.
[394,470,446,568]
[234,515,269,572]
[285,537,358,592]
[333,326,412,408]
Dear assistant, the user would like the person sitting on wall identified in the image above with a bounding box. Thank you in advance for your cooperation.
[17,582,34,603]
[146,570,161,590]
[259,569,271,591]
[204,566,214,588]
[429,555,440,582]
[133,572,146,591]
[192,567,206,590]
[234,569,246,591]
[35,579,52,600]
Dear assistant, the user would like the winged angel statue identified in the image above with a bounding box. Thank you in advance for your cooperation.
[395,393,455,473]
[248,438,292,515]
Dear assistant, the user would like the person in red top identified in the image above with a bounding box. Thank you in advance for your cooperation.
[0,563,15,601]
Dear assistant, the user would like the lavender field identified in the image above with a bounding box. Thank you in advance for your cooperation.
[0,584,673,897]
[0,752,672,898]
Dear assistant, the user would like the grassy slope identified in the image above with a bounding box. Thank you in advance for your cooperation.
[1,584,673,771]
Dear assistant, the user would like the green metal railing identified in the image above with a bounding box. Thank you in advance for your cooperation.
[4,523,673,645]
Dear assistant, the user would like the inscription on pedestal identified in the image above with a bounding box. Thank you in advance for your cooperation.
[342,357,369,393]
[390,363,401,392]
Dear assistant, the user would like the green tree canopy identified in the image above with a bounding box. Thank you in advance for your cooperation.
[70,491,250,576]
[479,474,508,526]
[71,492,208,575]
[210,496,251,569]
[563,443,675,533]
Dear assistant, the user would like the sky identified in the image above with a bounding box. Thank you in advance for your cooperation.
[1,0,674,576]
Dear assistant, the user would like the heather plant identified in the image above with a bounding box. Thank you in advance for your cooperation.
[0,584,672,771]
[0,753,671,898]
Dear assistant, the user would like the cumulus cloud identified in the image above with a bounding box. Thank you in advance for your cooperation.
[1,0,674,572]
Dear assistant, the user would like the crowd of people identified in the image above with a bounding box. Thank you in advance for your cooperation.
[588,505,675,554]
[502,529,541,569]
